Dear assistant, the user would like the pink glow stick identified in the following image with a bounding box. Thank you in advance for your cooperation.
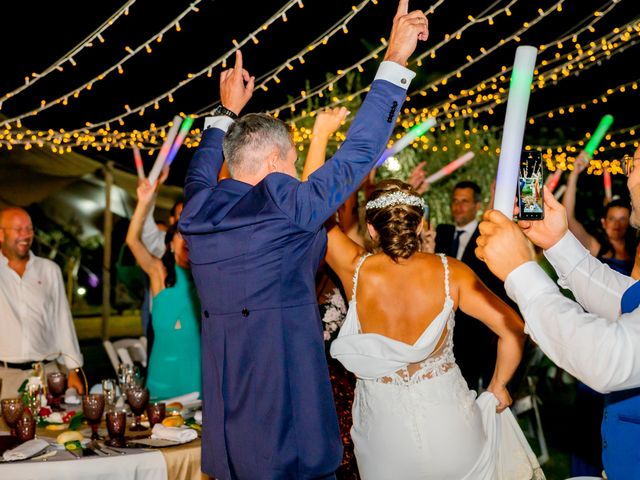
[604,170,612,203]
[423,151,475,184]
[545,169,562,192]
[133,146,145,180]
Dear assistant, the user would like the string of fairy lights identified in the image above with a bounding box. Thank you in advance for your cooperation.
[0,0,380,151]
[0,0,204,130]
[0,0,138,109]
[0,0,637,162]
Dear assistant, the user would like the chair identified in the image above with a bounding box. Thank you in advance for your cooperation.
[512,377,549,465]
[103,337,148,374]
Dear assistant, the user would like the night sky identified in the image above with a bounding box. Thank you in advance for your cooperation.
[1,0,638,185]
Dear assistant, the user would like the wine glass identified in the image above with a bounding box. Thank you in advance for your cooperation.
[16,413,36,443]
[82,394,105,440]
[1,398,24,437]
[125,387,149,431]
[146,402,166,429]
[106,409,127,447]
[46,372,67,411]
[102,378,117,411]
[125,364,141,388]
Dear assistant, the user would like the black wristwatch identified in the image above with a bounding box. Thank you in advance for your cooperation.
[213,105,238,119]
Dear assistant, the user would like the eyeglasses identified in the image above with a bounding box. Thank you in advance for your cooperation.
[0,227,35,234]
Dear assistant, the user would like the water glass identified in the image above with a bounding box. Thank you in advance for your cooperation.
[106,410,127,447]
[16,413,36,443]
[102,379,117,411]
[1,398,24,436]
[146,402,166,429]
[46,372,66,411]
[83,394,105,440]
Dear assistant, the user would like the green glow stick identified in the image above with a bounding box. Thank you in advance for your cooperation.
[584,114,614,157]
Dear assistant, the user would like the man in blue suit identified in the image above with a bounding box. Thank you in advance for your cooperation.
[179,2,428,478]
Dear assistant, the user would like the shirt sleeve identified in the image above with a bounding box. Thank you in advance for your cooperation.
[51,264,83,369]
[544,231,634,320]
[505,261,640,393]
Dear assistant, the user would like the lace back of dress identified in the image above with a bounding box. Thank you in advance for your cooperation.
[377,254,457,386]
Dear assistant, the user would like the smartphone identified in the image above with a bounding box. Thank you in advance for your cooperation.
[423,203,430,230]
[517,151,544,220]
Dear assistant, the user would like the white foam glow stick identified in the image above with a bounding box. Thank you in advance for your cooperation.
[377,117,437,167]
[493,46,537,217]
[147,115,182,184]
[424,151,475,184]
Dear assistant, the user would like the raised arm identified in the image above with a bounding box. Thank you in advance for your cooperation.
[301,107,349,181]
[562,157,600,255]
[452,260,525,412]
[126,180,165,295]
[183,50,254,201]
[272,1,427,231]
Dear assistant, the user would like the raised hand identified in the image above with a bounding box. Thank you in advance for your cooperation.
[312,107,349,138]
[407,161,427,190]
[518,186,568,250]
[384,0,429,65]
[220,50,255,115]
[136,179,157,206]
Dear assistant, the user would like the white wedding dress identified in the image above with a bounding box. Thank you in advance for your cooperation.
[330,254,545,480]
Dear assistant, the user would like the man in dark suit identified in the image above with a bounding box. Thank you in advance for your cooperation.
[178,3,428,478]
[435,180,513,391]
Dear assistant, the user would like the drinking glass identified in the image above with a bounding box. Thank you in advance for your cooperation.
[146,402,166,429]
[1,398,24,437]
[82,394,105,440]
[16,413,36,442]
[125,387,149,431]
[102,378,117,411]
[46,372,67,411]
[105,410,127,447]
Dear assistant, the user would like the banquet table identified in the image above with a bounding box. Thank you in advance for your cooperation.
[0,417,207,480]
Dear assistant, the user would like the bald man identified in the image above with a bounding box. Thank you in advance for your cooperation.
[0,207,84,398]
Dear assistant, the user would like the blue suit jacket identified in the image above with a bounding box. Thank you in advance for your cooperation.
[179,78,407,479]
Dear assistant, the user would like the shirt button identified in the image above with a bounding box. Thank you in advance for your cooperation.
[401,78,407,84]
[203,310,209,318]
[242,308,250,317]
[603,440,607,449]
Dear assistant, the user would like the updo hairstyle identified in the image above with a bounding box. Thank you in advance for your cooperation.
[365,179,424,262]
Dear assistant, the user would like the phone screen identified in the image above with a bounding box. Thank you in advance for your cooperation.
[423,203,430,230]
[517,151,544,220]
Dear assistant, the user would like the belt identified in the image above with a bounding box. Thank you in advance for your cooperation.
[1,361,35,370]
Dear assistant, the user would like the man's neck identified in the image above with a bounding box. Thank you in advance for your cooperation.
[1,250,30,277]
[455,219,477,230]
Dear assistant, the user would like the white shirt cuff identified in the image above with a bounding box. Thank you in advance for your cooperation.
[203,116,235,132]
[505,261,559,333]
[374,61,416,89]
[543,231,590,281]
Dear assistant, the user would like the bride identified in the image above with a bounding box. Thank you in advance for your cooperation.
[325,179,545,479]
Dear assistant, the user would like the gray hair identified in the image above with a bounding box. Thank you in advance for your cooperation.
[223,113,293,177]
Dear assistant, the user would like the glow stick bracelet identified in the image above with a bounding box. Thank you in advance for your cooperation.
[165,117,194,167]
[423,151,475,184]
[604,170,613,203]
[546,169,563,192]
[376,117,437,167]
[133,146,145,180]
[494,46,537,217]
[584,115,614,157]
[147,115,182,185]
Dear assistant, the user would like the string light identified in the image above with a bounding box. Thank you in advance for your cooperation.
[0,0,137,107]
[0,0,204,128]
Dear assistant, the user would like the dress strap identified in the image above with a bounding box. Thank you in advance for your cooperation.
[352,253,372,301]
[437,253,451,300]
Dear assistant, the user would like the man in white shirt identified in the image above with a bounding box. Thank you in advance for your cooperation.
[0,207,84,399]
[475,147,640,478]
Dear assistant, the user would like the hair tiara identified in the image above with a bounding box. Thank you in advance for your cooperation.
[365,191,426,211]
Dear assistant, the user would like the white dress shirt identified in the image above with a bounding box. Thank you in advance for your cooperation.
[454,219,478,260]
[141,204,166,259]
[0,252,83,368]
[505,231,638,393]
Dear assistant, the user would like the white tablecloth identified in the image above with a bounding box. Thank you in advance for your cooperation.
[0,449,168,480]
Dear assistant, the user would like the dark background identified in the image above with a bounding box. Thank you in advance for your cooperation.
[1,0,638,187]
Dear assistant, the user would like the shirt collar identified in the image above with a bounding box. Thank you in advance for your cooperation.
[0,250,34,269]
[456,219,478,235]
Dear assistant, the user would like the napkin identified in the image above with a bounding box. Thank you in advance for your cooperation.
[150,424,197,443]
[2,439,49,461]
[162,392,200,406]
[64,387,81,405]
[194,410,202,425]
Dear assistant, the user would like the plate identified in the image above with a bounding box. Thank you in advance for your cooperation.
[123,435,196,448]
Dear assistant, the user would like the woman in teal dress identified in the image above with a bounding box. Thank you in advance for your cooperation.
[126,180,202,400]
